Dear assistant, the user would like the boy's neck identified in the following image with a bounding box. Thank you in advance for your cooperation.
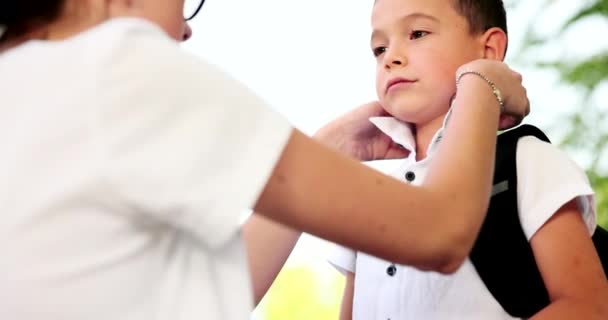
[413,115,446,162]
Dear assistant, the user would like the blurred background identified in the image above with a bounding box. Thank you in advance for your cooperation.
[184,0,608,318]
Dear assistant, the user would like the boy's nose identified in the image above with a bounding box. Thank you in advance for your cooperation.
[182,23,193,42]
[383,49,407,69]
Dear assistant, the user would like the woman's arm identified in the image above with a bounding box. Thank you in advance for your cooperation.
[253,60,529,273]
[243,214,301,305]
[339,272,355,320]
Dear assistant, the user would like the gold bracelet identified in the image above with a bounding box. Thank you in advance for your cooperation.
[456,70,505,114]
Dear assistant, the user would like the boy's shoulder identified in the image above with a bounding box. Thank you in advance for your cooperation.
[495,124,582,179]
[474,124,599,319]
[493,124,595,238]
[513,131,587,183]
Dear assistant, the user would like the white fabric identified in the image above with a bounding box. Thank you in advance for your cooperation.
[516,136,596,239]
[329,117,596,320]
[0,18,292,320]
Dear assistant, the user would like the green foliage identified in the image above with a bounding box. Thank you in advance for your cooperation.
[562,0,608,30]
[560,54,608,90]
[589,173,608,228]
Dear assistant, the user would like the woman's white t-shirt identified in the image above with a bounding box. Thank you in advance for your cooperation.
[0,18,292,320]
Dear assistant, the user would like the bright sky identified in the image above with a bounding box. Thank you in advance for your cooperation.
[184,0,606,131]
[184,0,376,133]
[182,0,608,293]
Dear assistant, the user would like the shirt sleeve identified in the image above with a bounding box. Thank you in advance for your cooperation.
[97,25,292,249]
[516,136,596,240]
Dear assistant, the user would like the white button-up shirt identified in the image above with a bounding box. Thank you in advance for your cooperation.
[330,116,596,320]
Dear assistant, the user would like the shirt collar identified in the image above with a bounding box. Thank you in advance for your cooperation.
[369,108,452,160]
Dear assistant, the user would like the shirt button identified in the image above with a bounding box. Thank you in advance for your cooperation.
[386,264,397,277]
[405,171,416,182]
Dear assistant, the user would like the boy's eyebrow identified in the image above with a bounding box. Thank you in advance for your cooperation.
[404,12,440,23]
[371,12,440,43]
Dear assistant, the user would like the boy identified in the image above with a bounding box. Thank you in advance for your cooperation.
[327,0,608,319]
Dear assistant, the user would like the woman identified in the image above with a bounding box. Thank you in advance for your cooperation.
[0,1,529,319]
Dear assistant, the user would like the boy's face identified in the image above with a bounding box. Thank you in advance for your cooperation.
[371,0,485,124]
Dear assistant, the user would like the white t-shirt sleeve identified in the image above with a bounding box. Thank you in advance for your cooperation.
[97,22,292,249]
[328,245,357,275]
[516,136,596,240]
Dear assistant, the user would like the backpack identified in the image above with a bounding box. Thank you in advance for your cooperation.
[469,124,608,319]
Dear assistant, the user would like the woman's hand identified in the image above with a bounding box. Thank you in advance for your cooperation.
[314,101,409,161]
[457,60,530,130]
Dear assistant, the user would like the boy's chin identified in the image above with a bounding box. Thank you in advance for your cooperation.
[384,100,451,124]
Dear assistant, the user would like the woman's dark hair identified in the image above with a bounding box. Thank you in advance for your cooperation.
[0,1,65,41]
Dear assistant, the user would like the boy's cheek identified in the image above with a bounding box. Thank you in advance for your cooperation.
[375,75,387,100]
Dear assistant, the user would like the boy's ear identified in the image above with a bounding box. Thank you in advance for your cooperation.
[480,27,508,61]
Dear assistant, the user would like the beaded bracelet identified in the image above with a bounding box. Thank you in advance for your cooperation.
[456,70,505,114]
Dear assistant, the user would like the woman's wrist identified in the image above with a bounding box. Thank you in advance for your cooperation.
[453,75,501,121]
[456,70,505,114]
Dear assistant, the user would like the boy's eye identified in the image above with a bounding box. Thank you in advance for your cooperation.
[410,30,430,40]
[372,47,386,57]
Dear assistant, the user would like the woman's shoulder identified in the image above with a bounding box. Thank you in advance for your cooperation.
[89,18,233,97]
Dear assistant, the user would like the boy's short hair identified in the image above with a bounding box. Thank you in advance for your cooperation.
[372,0,508,36]
[451,0,508,36]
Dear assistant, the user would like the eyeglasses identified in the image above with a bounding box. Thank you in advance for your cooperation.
[184,0,206,21]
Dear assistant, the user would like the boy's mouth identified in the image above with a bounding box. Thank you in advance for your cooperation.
[386,77,417,94]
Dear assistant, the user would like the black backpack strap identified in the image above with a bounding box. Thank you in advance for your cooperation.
[470,124,551,318]
[593,226,608,272]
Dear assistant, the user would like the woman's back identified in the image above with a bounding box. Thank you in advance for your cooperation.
[0,18,291,320]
